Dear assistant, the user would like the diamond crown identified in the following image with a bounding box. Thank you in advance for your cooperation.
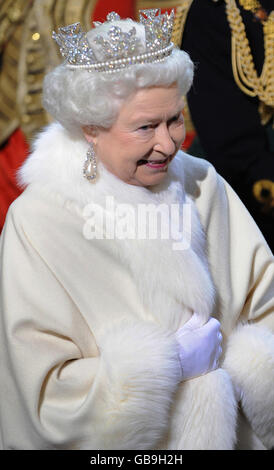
[52,9,175,73]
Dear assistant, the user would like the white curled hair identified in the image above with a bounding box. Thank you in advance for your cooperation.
[43,18,194,133]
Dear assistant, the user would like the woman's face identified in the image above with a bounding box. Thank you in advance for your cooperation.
[84,84,185,187]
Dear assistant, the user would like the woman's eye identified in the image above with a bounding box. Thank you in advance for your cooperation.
[171,113,183,123]
[138,125,152,131]
[168,114,184,128]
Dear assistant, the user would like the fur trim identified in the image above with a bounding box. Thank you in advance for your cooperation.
[223,323,274,448]
[17,122,239,450]
[18,122,216,326]
[78,319,181,449]
[159,368,237,449]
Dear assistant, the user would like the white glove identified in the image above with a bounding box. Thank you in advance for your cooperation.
[176,313,223,381]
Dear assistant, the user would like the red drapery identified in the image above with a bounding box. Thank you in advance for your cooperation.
[0,129,29,229]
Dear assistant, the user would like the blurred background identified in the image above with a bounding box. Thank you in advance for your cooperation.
[0,0,273,249]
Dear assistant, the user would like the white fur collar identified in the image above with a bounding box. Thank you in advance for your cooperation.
[19,122,216,328]
[19,122,187,208]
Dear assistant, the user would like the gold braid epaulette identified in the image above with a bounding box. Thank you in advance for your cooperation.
[225,0,274,125]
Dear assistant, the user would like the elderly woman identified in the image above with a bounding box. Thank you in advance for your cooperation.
[0,10,273,450]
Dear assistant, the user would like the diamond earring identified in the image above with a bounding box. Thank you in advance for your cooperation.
[83,142,97,181]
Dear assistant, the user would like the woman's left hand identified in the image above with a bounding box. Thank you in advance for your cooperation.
[175,313,223,381]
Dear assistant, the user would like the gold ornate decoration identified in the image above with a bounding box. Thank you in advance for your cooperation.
[253,179,274,213]
[0,0,32,48]
[239,0,261,10]
[225,0,274,125]
[0,0,32,143]
[0,0,97,145]
[238,0,268,22]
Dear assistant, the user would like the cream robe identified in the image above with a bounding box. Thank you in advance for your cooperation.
[0,123,273,450]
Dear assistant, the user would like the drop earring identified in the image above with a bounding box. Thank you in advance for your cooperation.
[83,142,97,181]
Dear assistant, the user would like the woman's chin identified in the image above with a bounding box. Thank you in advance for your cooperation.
[133,167,169,187]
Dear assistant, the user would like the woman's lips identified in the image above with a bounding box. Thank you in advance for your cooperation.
[146,157,169,168]
[137,157,169,168]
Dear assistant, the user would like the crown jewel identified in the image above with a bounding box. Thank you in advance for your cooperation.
[52,23,96,66]
[52,9,175,73]
[140,9,174,51]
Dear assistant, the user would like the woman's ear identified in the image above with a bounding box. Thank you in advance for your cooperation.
[82,125,99,144]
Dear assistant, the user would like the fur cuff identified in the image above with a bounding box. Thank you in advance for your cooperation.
[84,319,181,450]
[223,323,274,448]
[162,368,237,449]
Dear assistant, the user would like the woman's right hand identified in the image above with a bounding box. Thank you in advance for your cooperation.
[175,313,222,381]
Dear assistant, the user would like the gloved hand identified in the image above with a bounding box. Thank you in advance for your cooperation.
[176,313,223,381]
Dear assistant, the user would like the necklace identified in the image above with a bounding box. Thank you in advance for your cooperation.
[225,0,273,124]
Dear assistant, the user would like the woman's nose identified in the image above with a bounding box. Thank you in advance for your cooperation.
[154,124,176,156]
